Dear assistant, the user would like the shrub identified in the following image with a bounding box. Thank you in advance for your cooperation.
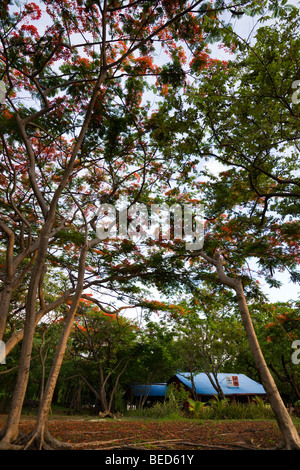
[165,383,190,408]
[208,396,230,419]
[127,400,183,419]
[185,396,274,420]
[223,402,249,420]
[148,400,183,419]
[247,397,274,419]
[126,394,275,421]
[207,396,274,420]
[125,387,185,420]
[187,398,208,419]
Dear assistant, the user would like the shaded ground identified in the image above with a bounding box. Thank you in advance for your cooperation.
[1,414,298,450]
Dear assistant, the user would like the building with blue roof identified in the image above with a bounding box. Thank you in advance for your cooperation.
[169,372,266,403]
[127,372,266,407]
[126,383,167,408]
[132,383,167,398]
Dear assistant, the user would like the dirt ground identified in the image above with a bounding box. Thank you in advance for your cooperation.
[1,414,298,450]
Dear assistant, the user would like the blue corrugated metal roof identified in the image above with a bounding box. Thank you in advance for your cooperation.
[132,373,266,398]
[175,372,266,396]
[133,383,167,397]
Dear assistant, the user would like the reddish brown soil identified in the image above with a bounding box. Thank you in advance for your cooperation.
[1,414,297,450]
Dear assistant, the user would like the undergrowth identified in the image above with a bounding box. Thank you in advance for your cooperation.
[125,396,275,421]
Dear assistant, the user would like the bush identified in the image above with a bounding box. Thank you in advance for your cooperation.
[187,398,211,419]
[126,395,275,421]
[209,396,230,419]
[165,383,190,408]
[126,400,183,419]
[127,383,188,420]
[186,396,274,420]
[146,400,183,419]
[125,385,187,420]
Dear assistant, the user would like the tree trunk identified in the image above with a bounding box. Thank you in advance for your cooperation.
[0,283,13,342]
[190,372,198,401]
[0,223,15,342]
[70,381,82,414]
[234,280,300,449]
[0,64,107,449]
[200,346,226,400]
[199,250,300,449]
[107,358,129,413]
[140,384,152,408]
[206,371,226,400]
[0,248,48,448]
[23,243,88,449]
[98,385,108,414]
[4,289,73,359]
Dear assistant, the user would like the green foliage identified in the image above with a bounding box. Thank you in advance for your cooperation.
[126,383,188,420]
[186,396,274,420]
[127,389,184,420]
[127,400,183,420]
[187,398,207,418]
[150,5,300,297]
[243,302,300,402]
[165,383,190,408]
[127,395,275,421]
[208,396,230,419]
[158,62,185,89]
[215,400,274,420]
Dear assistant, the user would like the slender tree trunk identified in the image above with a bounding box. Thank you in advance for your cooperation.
[4,289,73,358]
[0,222,15,342]
[98,372,116,418]
[190,371,198,401]
[234,280,300,449]
[0,240,48,448]
[206,371,226,400]
[24,243,88,449]
[199,251,300,449]
[98,387,109,415]
[0,64,107,448]
[70,381,82,414]
[0,283,13,342]
[37,331,48,402]
[98,363,108,413]
[141,383,152,408]
[200,347,226,400]
[108,358,130,412]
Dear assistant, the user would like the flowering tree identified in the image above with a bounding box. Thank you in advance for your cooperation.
[1,0,267,450]
[1,0,299,451]
[145,2,300,449]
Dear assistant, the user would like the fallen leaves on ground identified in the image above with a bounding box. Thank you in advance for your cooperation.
[1,415,293,450]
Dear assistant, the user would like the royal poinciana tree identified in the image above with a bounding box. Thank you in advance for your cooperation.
[1,0,299,451]
[143,3,300,449]
[0,0,270,450]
